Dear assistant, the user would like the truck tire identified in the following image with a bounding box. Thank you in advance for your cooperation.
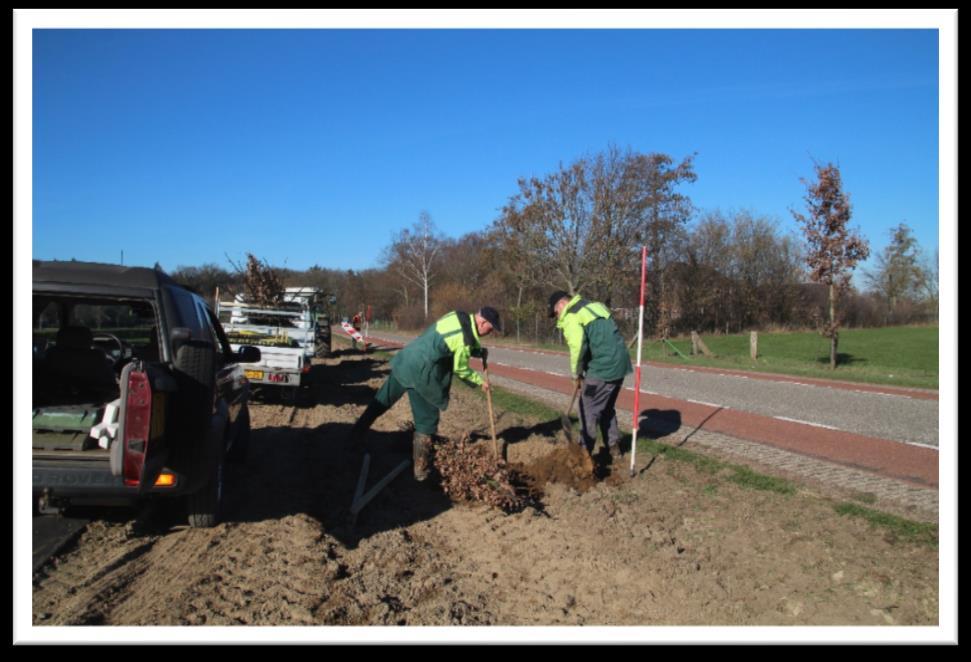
[226,406,250,465]
[173,341,221,527]
[187,436,225,528]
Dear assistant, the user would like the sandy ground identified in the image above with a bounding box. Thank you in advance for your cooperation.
[32,350,939,629]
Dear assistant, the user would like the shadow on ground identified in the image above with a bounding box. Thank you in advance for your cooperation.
[221,421,454,549]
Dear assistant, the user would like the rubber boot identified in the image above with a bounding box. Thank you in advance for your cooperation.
[412,433,434,482]
[348,400,388,446]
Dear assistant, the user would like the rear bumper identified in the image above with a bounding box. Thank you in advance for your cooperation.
[32,459,190,499]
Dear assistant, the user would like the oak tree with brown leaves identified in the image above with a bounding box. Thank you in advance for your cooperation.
[792,163,870,369]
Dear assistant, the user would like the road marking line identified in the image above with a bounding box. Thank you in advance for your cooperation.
[774,416,839,431]
[624,387,661,396]
[904,441,940,451]
[687,399,727,409]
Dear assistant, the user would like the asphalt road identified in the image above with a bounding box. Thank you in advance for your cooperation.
[364,330,939,449]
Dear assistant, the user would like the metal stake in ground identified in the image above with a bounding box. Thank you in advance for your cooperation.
[350,455,411,525]
[630,246,647,478]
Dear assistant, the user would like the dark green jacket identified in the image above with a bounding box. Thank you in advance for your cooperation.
[556,295,632,382]
[389,311,483,411]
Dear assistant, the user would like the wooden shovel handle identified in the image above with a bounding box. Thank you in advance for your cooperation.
[483,356,499,459]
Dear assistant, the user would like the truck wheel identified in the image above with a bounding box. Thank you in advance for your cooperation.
[175,342,220,528]
[187,437,225,528]
[226,406,250,465]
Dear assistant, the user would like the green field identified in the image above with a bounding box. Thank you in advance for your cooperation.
[487,325,938,390]
[641,326,939,390]
[367,324,939,390]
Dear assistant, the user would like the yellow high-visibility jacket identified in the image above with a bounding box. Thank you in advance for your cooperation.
[556,295,632,381]
[389,311,483,410]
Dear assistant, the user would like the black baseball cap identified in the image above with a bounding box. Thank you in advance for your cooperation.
[548,291,570,318]
[478,306,502,333]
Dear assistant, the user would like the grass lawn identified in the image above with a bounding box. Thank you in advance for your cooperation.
[643,326,938,390]
[362,324,939,390]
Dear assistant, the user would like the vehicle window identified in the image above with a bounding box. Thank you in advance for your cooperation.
[33,301,60,357]
[34,301,60,333]
[35,298,158,362]
[194,298,222,350]
[204,307,234,357]
[168,287,204,339]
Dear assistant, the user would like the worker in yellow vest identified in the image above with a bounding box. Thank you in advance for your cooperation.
[549,291,632,460]
[349,307,501,481]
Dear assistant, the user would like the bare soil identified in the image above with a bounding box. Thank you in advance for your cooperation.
[32,350,939,627]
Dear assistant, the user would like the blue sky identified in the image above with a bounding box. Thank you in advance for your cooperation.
[32,28,941,278]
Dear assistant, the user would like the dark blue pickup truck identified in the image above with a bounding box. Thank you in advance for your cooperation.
[32,260,262,527]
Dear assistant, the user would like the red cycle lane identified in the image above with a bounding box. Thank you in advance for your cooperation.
[364,335,939,488]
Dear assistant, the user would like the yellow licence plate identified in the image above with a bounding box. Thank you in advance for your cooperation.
[244,370,264,380]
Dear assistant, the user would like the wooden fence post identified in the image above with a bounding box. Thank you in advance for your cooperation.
[750,331,758,360]
[691,331,713,357]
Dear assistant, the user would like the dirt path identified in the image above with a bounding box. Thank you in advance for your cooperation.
[32,350,939,628]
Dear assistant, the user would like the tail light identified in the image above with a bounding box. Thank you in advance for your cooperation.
[122,368,152,487]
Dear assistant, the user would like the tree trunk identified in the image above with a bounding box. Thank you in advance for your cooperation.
[423,277,429,320]
[829,283,837,369]
[516,285,524,343]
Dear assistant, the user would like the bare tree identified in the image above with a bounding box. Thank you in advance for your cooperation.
[384,211,444,321]
[495,146,696,320]
[492,216,547,342]
[792,163,870,369]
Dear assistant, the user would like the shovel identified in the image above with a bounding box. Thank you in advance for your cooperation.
[559,378,582,444]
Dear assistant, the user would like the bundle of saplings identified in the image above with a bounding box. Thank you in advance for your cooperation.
[432,435,530,513]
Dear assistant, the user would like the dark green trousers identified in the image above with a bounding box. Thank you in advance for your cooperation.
[373,373,441,435]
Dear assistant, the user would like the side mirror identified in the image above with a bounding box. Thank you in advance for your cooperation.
[170,327,192,343]
[236,345,261,363]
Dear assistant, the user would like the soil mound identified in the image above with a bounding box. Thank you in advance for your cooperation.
[516,443,597,493]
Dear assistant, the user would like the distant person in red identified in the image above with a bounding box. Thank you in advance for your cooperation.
[351,312,363,350]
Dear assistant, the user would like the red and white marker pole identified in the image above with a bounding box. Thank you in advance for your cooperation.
[365,305,372,351]
[630,246,647,478]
